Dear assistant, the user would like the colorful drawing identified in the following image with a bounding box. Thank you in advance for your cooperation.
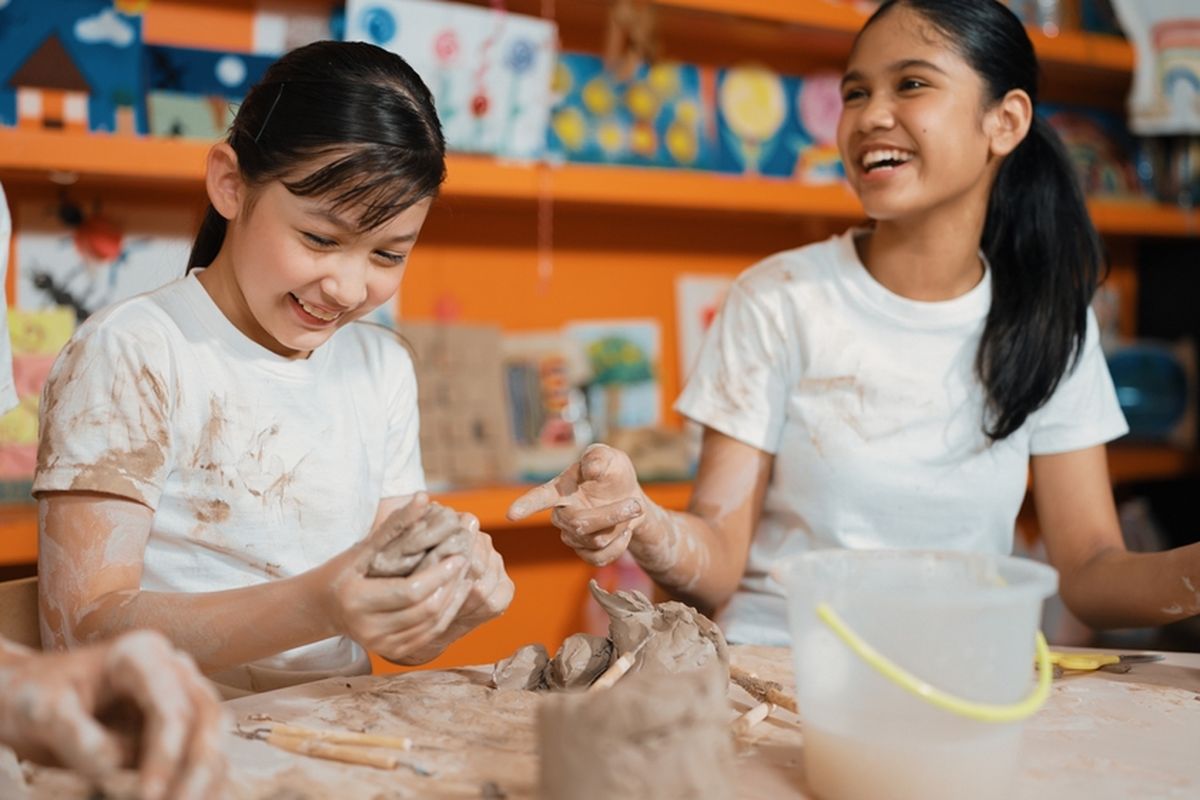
[0,0,145,133]
[1041,105,1145,198]
[0,308,75,481]
[546,53,711,169]
[345,0,557,159]
[675,274,735,381]
[564,320,660,440]
[713,66,845,181]
[14,198,192,320]
[1112,2,1200,135]
[143,44,275,139]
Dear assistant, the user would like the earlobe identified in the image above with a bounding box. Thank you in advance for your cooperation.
[205,143,244,221]
[988,89,1033,158]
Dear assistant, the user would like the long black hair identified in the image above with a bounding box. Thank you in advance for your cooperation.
[187,40,446,271]
[859,0,1103,441]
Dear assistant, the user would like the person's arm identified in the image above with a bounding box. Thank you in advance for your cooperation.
[507,427,773,613]
[0,629,225,800]
[1033,444,1200,628]
[39,491,472,672]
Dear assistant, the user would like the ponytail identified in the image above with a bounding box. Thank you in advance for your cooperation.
[977,117,1103,440]
[186,205,227,273]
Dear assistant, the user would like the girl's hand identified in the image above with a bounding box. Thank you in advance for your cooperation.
[0,630,227,800]
[320,493,473,663]
[506,444,647,566]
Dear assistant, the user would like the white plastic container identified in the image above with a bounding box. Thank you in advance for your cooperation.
[777,549,1058,800]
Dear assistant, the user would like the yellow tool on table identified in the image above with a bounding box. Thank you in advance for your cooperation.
[1048,650,1164,673]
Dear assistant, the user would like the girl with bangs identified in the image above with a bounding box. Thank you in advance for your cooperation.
[34,41,513,696]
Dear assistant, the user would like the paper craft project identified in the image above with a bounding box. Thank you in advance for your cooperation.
[0,0,145,134]
[713,66,844,182]
[546,53,712,169]
[1111,1,1200,135]
[345,0,557,159]
[564,319,660,440]
[14,198,192,321]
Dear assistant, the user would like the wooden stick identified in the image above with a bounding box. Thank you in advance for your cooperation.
[729,666,798,714]
[270,723,413,751]
[731,701,774,736]
[588,650,637,692]
[266,732,398,769]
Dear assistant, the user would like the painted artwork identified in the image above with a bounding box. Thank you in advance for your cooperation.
[675,274,734,381]
[345,0,558,160]
[546,53,712,169]
[14,198,192,321]
[1111,1,1200,135]
[0,308,75,483]
[0,0,145,134]
[1041,105,1145,198]
[713,66,844,182]
[252,0,339,56]
[564,319,660,440]
[143,45,276,139]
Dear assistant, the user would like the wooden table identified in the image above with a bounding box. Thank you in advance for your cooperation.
[17,645,1200,798]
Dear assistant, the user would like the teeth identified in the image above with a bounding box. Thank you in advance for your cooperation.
[294,295,340,322]
[862,149,914,169]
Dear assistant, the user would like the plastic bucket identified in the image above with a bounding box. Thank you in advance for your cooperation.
[777,549,1058,800]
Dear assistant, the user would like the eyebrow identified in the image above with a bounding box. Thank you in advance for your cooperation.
[309,208,418,243]
[841,58,949,88]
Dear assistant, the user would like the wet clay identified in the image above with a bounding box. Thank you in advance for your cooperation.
[489,580,726,691]
[589,580,729,682]
[367,503,473,578]
[537,664,733,800]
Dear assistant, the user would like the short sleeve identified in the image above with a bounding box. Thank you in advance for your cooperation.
[381,343,426,497]
[674,281,792,454]
[1028,309,1129,455]
[33,320,174,507]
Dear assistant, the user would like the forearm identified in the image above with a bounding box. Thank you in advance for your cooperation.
[627,496,745,613]
[1060,542,1200,629]
[62,570,338,674]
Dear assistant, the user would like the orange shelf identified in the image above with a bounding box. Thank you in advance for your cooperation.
[0,482,693,567]
[1108,444,1200,485]
[3,130,1193,234]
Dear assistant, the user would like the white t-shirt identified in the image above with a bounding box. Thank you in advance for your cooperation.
[34,273,424,685]
[676,229,1129,646]
[0,182,17,415]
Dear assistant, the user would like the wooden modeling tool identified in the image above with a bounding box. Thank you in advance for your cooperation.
[729,666,798,714]
[588,638,649,692]
[731,701,774,737]
[239,721,431,775]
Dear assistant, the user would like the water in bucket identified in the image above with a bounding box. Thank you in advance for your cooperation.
[777,549,1058,800]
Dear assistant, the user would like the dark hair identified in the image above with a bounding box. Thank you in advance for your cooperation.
[187,40,446,271]
[859,0,1103,441]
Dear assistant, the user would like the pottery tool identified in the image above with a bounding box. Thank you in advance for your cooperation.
[268,722,414,751]
[587,638,649,692]
[265,730,402,770]
[731,701,774,737]
[237,722,432,775]
[729,666,798,714]
[1048,650,1164,675]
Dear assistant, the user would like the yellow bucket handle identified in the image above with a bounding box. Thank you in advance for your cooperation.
[816,602,1052,723]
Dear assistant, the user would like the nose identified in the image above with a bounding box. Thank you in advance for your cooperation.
[856,93,895,133]
[320,259,369,309]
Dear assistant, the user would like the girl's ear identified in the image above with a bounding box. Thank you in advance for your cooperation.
[985,88,1033,158]
[205,143,245,221]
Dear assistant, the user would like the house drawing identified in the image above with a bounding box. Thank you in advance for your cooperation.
[9,34,91,132]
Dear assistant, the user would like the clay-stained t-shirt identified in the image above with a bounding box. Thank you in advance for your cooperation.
[34,272,425,679]
[676,229,1128,646]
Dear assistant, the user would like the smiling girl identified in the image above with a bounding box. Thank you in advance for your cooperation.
[34,41,513,695]
[509,0,1200,644]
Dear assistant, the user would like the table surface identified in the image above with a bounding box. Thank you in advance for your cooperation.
[17,644,1200,799]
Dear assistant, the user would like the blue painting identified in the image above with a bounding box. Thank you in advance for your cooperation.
[143,45,276,139]
[0,0,144,134]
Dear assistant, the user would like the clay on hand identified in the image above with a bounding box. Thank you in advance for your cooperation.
[367,502,475,578]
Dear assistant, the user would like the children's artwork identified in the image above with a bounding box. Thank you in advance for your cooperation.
[1111,1,1200,135]
[344,0,558,160]
[14,198,192,321]
[675,274,734,381]
[1040,104,1145,198]
[545,53,712,169]
[252,0,339,56]
[0,0,146,134]
[143,45,276,139]
[713,66,844,182]
[0,308,75,483]
[564,319,660,441]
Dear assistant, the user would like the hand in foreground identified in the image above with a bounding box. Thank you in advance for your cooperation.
[507,444,646,566]
[0,630,227,800]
